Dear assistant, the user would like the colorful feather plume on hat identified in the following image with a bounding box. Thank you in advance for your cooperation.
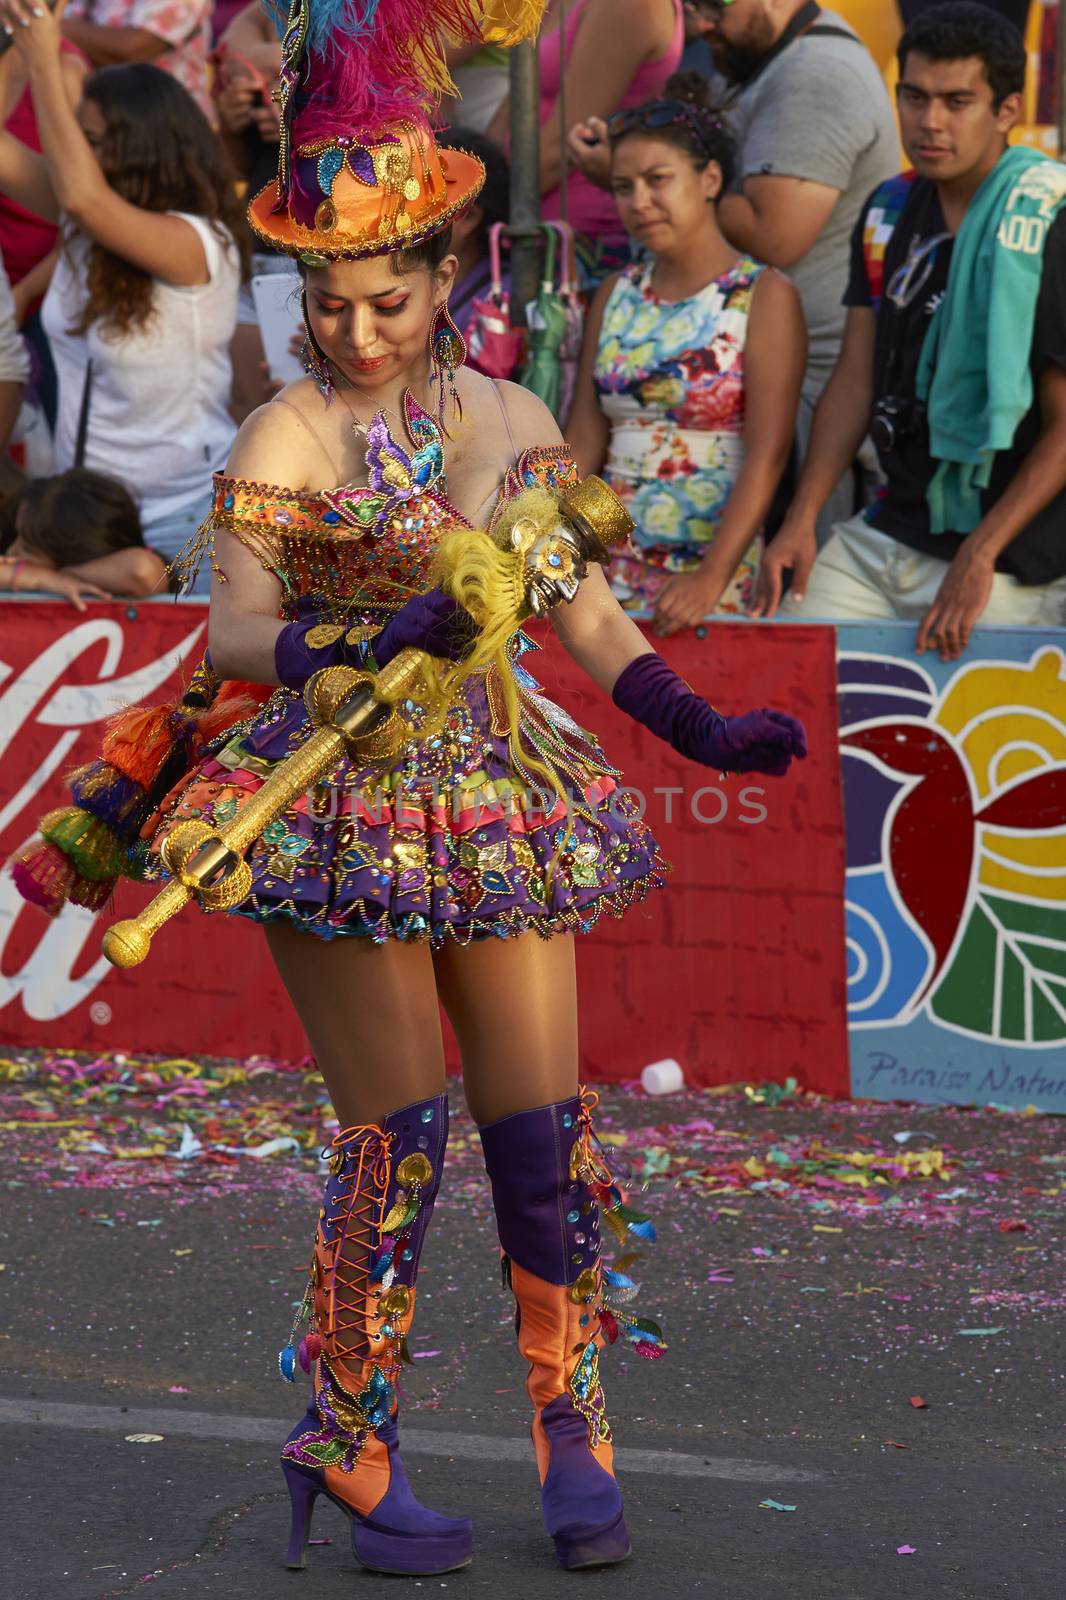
[265,0,548,150]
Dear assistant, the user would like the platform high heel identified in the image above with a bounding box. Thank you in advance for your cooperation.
[479,1088,665,1571]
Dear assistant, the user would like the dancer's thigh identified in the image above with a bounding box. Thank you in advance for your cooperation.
[264,923,447,1127]
[431,932,579,1124]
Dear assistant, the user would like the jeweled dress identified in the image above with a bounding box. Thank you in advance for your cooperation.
[146,395,667,943]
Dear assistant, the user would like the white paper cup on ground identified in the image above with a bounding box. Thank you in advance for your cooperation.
[641,1058,684,1095]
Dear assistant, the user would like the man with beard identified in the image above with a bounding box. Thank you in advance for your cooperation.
[690,1,898,538]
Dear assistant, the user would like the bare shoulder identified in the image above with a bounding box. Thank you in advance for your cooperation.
[750,265,803,318]
[489,379,564,451]
[584,0,670,45]
[225,381,327,487]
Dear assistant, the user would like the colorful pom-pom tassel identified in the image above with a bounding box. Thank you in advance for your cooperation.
[68,761,149,834]
[10,843,75,916]
[68,874,116,913]
[196,681,272,741]
[100,703,185,788]
[39,807,126,882]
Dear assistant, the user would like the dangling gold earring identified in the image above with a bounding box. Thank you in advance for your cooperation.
[300,291,335,400]
[429,301,466,431]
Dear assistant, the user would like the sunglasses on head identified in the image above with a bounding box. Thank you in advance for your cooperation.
[606,99,718,146]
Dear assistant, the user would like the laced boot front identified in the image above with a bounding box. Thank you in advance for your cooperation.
[479,1087,665,1570]
[280,1093,472,1576]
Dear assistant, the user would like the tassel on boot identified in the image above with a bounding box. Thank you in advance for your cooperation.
[479,1087,664,1570]
[280,1092,472,1576]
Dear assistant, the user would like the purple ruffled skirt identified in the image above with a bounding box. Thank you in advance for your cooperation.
[145,639,667,945]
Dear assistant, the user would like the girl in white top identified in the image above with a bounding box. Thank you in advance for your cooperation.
[0,1,243,589]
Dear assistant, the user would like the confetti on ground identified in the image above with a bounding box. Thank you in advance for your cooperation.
[1,1047,1060,1420]
[125,1434,164,1444]
[897,1544,917,1555]
[759,1499,797,1513]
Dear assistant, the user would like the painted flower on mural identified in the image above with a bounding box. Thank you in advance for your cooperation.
[840,647,1066,1045]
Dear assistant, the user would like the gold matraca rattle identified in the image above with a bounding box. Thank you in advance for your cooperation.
[102,477,634,970]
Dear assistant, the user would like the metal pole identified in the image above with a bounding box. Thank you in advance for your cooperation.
[509,39,541,330]
[1058,0,1066,161]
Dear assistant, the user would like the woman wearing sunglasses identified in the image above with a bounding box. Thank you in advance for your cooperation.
[567,77,805,633]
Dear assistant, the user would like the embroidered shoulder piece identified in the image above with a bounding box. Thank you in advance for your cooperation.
[489,445,579,537]
[171,474,342,590]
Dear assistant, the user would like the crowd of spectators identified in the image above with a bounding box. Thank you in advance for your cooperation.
[0,0,1063,663]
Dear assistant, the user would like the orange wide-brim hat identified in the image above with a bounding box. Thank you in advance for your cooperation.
[247,120,485,261]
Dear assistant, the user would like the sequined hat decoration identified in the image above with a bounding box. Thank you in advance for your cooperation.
[250,0,550,261]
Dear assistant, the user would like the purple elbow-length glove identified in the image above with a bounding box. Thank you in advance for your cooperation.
[612,653,807,778]
[274,588,476,691]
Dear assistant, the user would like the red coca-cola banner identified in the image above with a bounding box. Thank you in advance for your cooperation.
[0,600,848,1094]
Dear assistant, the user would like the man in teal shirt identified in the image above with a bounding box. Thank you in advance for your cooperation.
[754,1,1066,661]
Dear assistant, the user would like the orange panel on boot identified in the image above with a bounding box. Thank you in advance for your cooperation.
[324,1431,394,1518]
[510,1261,616,1486]
[312,1286,419,1518]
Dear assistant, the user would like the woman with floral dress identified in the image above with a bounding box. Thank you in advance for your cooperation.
[567,78,806,635]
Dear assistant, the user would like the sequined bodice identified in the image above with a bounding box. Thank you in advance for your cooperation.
[209,391,578,618]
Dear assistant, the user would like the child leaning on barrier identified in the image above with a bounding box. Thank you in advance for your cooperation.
[1,463,168,607]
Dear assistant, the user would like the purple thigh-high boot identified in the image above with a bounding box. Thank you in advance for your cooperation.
[479,1089,665,1570]
[279,1092,472,1576]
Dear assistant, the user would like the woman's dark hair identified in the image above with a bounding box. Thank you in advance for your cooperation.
[438,127,510,235]
[296,225,456,282]
[390,224,455,276]
[71,64,248,339]
[17,469,144,566]
[609,72,735,192]
[897,1,1026,106]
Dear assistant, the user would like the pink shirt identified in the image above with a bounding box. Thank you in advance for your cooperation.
[66,0,213,117]
[540,0,683,245]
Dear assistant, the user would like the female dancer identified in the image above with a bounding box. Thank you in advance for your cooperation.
[567,76,805,633]
[11,0,806,1579]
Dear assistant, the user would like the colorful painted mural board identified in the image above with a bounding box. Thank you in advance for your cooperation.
[840,625,1066,1112]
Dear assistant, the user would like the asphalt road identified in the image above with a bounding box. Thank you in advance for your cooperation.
[1,1077,1062,1600]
